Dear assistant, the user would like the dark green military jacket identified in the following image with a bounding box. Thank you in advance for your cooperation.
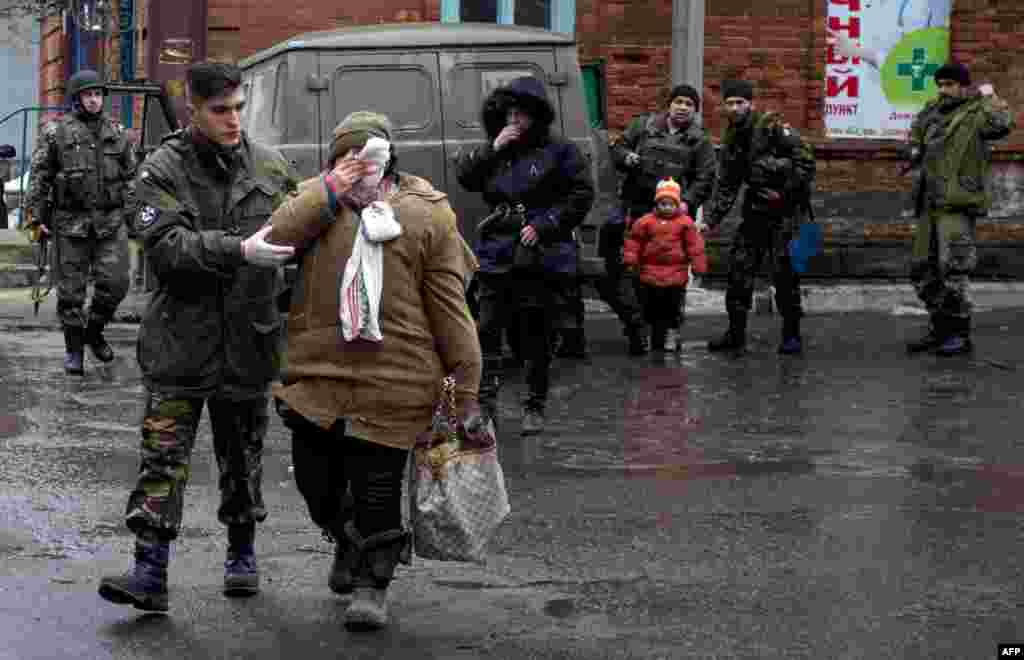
[909,94,1015,217]
[706,110,816,229]
[26,111,137,238]
[135,128,298,399]
[611,112,716,217]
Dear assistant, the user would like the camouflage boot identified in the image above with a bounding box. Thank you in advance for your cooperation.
[85,318,115,363]
[63,326,85,375]
[98,531,170,612]
[342,523,410,632]
[223,522,259,597]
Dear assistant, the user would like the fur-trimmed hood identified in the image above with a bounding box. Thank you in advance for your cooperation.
[481,75,556,143]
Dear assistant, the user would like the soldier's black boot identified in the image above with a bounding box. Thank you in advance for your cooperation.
[223,522,259,597]
[625,323,650,356]
[98,530,170,612]
[778,316,803,355]
[906,315,942,354]
[85,318,115,363]
[63,326,85,375]
[343,523,410,631]
[708,311,747,355]
[479,356,504,431]
[935,316,973,356]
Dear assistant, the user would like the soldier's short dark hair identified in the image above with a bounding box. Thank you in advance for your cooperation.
[186,61,242,102]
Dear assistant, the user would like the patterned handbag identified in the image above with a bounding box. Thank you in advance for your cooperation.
[406,376,510,563]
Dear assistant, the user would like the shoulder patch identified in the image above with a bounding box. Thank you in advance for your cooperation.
[138,206,160,228]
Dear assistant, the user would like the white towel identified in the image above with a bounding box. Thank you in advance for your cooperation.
[339,199,402,342]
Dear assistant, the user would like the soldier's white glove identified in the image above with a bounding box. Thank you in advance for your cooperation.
[624,152,641,167]
[241,225,294,268]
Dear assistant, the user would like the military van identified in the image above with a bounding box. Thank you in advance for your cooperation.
[237,22,617,281]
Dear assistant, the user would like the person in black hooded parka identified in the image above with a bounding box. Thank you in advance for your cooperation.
[456,76,594,436]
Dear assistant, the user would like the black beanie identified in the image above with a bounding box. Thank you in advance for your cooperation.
[933,62,971,87]
[721,79,754,102]
[668,84,701,111]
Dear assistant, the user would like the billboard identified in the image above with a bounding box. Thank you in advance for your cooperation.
[825,0,952,140]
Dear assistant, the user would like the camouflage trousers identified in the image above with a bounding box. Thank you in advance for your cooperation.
[125,391,269,540]
[910,210,976,320]
[56,225,129,328]
[724,215,801,318]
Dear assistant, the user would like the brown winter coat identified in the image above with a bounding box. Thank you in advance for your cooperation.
[268,172,481,449]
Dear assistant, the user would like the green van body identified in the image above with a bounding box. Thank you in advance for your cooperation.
[238,22,618,281]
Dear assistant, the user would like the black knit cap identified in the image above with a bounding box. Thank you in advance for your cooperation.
[668,84,701,111]
[721,79,754,102]
[934,61,971,87]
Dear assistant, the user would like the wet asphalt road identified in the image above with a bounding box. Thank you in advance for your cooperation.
[0,309,1022,659]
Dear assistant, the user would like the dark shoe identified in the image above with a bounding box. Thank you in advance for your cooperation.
[521,407,546,436]
[63,327,85,375]
[778,336,804,355]
[626,326,650,356]
[223,551,259,596]
[345,587,390,631]
[553,328,588,359]
[85,319,115,363]
[708,311,747,354]
[934,335,973,356]
[98,537,170,612]
[907,318,941,354]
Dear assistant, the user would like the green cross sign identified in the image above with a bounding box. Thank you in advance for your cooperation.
[896,48,940,92]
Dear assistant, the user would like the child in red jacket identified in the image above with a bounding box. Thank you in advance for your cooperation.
[623,178,708,353]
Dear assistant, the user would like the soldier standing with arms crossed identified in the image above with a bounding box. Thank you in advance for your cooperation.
[97,62,299,612]
[25,70,136,375]
[700,79,816,356]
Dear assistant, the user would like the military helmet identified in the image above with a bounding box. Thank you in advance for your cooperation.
[66,70,106,99]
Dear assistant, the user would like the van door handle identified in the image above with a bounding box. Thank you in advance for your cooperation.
[546,72,569,87]
[306,75,328,92]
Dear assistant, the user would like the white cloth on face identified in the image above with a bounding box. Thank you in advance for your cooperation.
[350,136,391,198]
[338,199,402,342]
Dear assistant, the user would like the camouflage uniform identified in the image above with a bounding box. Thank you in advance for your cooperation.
[124,128,298,540]
[705,110,816,351]
[907,93,1015,347]
[25,110,135,331]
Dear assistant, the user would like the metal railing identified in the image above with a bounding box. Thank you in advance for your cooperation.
[0,106,67,228]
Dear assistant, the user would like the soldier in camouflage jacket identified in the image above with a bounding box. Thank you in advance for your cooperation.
[904,62,1015,356]
[702,79,816,356]
[25,70,136,374]
[98,62,299,613]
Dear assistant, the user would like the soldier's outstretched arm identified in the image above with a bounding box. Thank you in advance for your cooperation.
[978,94,1016,141]
[135,162,246,281]
[24,123,60,226]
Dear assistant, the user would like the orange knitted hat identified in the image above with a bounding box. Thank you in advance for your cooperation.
[655,178,682,205]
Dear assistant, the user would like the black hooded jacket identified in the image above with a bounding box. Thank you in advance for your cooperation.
[455,76,594,275]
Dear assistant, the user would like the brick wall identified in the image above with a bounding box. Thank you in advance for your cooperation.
[38,15,64,110]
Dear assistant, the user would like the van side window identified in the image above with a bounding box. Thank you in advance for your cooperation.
[249,67,285,143]
[332,66,435,132]
[451,65,546,128]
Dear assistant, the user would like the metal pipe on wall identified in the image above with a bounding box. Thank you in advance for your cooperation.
[671,0,704,91]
